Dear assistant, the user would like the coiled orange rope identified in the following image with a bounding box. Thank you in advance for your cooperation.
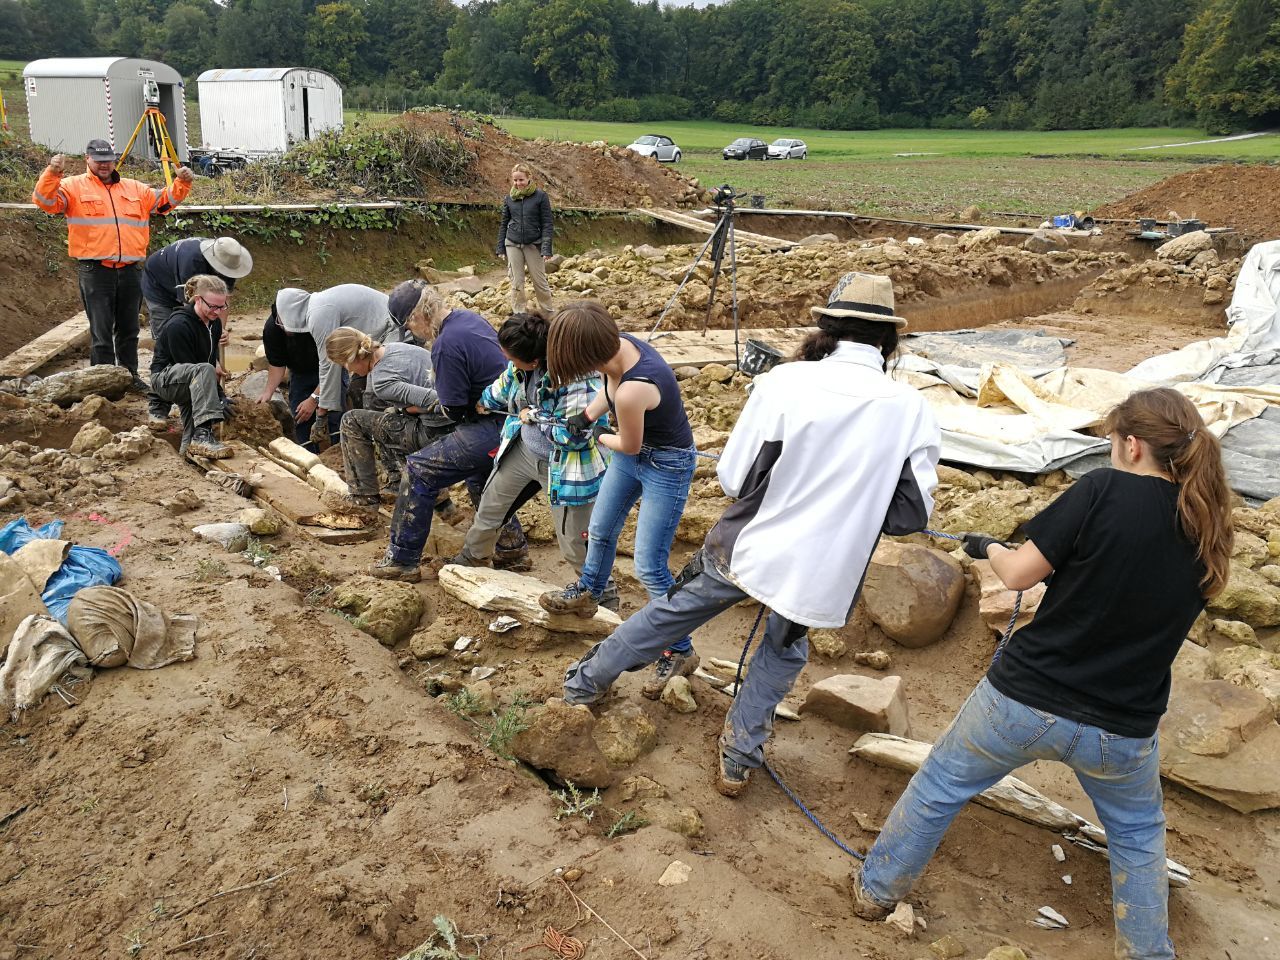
[522,924,585,959]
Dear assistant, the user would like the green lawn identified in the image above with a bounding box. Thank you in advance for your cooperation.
[496,116,1280,161]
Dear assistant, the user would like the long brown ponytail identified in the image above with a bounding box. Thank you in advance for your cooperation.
[1103,387,1233,598]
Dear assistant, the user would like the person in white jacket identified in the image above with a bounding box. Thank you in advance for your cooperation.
[561,272,941,797]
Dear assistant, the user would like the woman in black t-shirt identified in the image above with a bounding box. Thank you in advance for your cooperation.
[853,388,1233,960]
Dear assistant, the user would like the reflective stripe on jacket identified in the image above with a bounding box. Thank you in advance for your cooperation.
[32,168,191,266]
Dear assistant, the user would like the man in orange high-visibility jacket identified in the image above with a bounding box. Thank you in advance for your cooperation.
[32,139,194,392]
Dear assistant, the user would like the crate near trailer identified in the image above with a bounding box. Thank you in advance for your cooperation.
[22,57,189,162]
[196,67,343,159]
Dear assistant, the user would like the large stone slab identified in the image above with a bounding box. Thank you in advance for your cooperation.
[801,674,910,736]
[437,565,622,637]
[27,365,132,406]
[862,542,965,648]
[1159,679,1280,813]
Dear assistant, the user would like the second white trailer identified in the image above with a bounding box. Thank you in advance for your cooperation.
[196,68,343,156]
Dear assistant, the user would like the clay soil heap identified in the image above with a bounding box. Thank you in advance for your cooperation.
[1094,163,1280,243]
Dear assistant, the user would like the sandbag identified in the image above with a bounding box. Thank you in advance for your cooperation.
[0,553,48,662]
[66,586,197,670]
[0,614,88,719]
[12,538,70,592]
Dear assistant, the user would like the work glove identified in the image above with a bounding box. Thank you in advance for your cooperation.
[961,533,1007,561]
[564,412,593,435]
[310,414,331,450]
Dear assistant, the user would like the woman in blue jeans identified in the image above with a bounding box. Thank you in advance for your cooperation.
[853,387,1234,960]
[539,300,698,699]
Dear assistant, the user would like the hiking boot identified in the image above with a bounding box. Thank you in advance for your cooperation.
[148,413,170,434]
[848,863,892,922]
[187,426,231,459]
[128,375,149,394]
[598,579,620,613]
[422,551,492,582]
[715,752,752,798]
[370,551,421,583]
[641,647,700,700]
[494,549,532,573]
[539,581,599,618]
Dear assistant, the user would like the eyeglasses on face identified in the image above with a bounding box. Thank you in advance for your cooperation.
[197,296,229,313]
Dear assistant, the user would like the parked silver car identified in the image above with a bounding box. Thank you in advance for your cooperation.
[767,138,808,160]
[626,134,682,163]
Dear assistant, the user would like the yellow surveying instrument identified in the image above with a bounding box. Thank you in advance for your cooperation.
[117,80,180,187]
[1,88,8,131]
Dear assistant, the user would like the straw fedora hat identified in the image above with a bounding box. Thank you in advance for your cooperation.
[200,237,254,279]
[810,271,906,328]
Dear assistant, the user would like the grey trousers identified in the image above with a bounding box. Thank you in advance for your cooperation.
[462,435,591,568]
[150,362,223,444]
[563,561,810,769]
[340,408,446,497]
[505,242,553,315]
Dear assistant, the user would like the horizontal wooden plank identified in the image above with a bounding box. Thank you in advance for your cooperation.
[0,311,90,379]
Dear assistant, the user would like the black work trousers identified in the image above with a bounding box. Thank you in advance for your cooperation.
[78,261,142,375]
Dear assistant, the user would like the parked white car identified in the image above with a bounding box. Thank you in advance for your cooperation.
[626,134,682,162]
[767,138,808,160]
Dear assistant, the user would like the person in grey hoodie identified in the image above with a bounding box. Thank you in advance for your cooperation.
[497,163,554,315]
[274,284,395,435]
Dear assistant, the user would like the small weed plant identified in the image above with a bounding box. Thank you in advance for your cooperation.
[483,702,530,760]
[553,781,601,822]
[397,914,481,960]
[606,809,649,838]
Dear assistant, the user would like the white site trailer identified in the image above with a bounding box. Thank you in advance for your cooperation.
[22,57,189,162]
[196,68,344,156]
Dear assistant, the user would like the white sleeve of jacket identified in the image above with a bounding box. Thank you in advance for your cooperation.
[716,378,779,499]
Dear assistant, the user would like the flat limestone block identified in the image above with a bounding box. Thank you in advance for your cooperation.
[268,437,321,473]
[438,565,622,637]
[801,674,911,736]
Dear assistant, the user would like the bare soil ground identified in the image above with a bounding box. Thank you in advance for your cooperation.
[2,151,1279,960]
[1094,163,1280,244]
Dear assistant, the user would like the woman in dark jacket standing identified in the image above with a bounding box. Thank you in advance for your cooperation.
[497,163,554,316]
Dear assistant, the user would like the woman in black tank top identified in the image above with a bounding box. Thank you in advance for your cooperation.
[538,301,700,697]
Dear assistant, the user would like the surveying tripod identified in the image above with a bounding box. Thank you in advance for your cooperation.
[118,106,181,188]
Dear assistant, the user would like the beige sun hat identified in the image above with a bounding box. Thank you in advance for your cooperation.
[810,271,906,328]
[200,237,254,279]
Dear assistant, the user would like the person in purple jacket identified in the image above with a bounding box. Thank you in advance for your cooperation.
[371,286,528,581]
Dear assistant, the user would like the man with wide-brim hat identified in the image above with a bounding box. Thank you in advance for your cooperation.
[142,236,253,423]
[560,270,939,799]
[32,139,195,392]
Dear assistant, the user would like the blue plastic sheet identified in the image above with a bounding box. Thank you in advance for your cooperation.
[0,518,123,623]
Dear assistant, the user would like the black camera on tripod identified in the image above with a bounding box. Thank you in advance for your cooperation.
[711,184,738,208]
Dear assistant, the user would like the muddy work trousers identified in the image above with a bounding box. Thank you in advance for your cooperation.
[340,408,447,497]
[150,362,223,447]
[79,261,142,375]
[505,242,554,315]
[563,561,808,770]
[461,434,591,569]
[387,419,527,566]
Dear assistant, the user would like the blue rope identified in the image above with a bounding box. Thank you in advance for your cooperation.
[738,526,1025,862]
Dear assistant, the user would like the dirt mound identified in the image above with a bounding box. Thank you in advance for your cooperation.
[401,111,704,209]
[1094,163,1280,243]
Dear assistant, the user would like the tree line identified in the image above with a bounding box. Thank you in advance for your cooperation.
[3,0,1278,132]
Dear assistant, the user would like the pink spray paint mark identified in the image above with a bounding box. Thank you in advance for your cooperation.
[73,511,136,557]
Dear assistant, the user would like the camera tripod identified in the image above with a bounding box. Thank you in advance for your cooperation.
[648,186,743,369]
[118,106,181,188]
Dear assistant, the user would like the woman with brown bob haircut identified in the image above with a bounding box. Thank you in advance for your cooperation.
[539,300,699,699]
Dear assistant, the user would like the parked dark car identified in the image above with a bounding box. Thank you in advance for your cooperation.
[722,137,768,161]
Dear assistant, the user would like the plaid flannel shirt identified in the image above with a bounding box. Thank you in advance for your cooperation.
[479,364,609,506]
